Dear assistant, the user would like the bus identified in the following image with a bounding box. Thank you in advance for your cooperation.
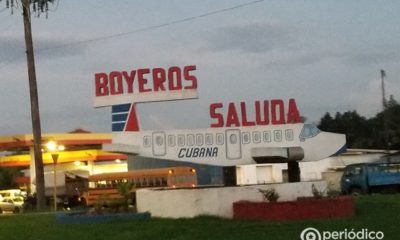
[81,166,197,206]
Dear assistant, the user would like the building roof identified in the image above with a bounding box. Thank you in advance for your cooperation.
[0,132,127,167]
[341,149,399,156]
[0,150,127,167]
[0,133,112,151]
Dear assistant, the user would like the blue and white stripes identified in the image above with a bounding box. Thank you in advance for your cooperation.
[111,103,131,131]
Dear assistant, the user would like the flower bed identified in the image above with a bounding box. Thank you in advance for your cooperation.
[233,196,354,221]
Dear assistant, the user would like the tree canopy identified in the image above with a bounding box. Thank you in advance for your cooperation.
[1,0,54,16]
[318,95,400,150]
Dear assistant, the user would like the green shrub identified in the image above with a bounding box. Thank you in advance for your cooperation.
[258,188,280,202]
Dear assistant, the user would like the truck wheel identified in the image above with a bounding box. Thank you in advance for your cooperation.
[0,208,3,214]
[13,207,20,214]
[350,188,362,196]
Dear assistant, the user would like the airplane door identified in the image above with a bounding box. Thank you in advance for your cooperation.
[226,129,241,160]
[152,132,166,156]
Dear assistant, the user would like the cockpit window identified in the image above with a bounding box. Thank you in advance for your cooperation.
[299,124,321,140]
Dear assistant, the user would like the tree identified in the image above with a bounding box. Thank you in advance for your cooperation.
[387,95,398,108]
[318,112,335,132]
[371,95,400,149]
[0,167,21,190]
[318,96,400,150]
[117,182,134,211]
[1,0,52,14]
[1,0,54,210]
[318,110,370,148]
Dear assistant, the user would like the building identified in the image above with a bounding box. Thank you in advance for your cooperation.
[0,131,127,195]
[126,148,398,192]
[236,149,398,191]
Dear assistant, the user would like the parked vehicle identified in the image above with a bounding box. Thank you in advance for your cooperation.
[0,189,26,199]
[3,196,25,208]
[82,167,197,206]
[0,199,22,213]
[341,163,400,194]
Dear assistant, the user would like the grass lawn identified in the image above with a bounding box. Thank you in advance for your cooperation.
[0,194,399,240]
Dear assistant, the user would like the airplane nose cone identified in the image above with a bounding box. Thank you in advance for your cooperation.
[302,131,346,161]
[331,143,347,156]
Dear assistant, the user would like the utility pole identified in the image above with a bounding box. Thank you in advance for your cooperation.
[22,0,46,210]
[380,70,391,164]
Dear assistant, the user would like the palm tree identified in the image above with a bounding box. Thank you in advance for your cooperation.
[117,182,134,211]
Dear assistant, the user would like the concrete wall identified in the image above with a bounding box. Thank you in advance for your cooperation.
[137,181,327,218]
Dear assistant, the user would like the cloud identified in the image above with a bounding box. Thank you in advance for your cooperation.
[345,78,383,117]
[0,35,24,63]
[343,48,400,66]
[260,51,324,70]
[0,31,86,64]
[202,21,296,53]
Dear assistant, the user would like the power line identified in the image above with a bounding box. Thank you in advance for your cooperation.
[36,0,264,52]
[0,0,264,69]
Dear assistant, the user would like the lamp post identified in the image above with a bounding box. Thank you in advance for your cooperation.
[46,141,65,211]
[380,70,391,164]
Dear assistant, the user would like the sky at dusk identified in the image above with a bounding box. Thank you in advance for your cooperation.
[0,0,399,135]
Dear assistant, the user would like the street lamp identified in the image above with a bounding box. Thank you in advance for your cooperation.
[46,141,65,211]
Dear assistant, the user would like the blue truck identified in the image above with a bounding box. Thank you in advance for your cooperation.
[341,163,400,194]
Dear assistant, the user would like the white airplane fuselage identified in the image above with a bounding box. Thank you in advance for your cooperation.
[110,123,346,166]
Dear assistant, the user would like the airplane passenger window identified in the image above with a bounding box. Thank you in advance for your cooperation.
[205,133,213,145]
[168,135,176,147]
[242,132,251,144]
[178,134,185,146]
[216,133,224,145]
[274,130,282,142]
[285,129,294,141]
[230,134,238,144]
[263,131,271,142]
[196,134,204,146]
[187,134,195,146]
[143,136,151,147]
[253,132,261,143]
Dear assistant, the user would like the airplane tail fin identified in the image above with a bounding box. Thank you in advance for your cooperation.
[111,104,140,132]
